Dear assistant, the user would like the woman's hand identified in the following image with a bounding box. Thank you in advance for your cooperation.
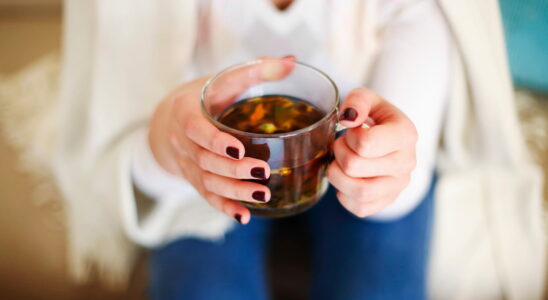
[148,57,295,225]
[328,88,418,218]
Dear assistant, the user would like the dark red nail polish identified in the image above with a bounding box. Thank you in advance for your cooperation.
[226,147,239,159]
[252,191,266,202]
[250,167,266,179]
[340,108,358,122]
[234,214,242,224]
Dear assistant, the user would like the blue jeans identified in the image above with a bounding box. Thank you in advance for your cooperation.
[150,180,435,300]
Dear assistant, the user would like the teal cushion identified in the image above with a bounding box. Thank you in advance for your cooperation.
[499,0,548,94]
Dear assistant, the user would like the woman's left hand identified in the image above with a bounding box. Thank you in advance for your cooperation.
[328,88,418,218]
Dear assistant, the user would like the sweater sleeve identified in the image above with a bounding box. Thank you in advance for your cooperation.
[52,0,228,252]
[367,0,451,221]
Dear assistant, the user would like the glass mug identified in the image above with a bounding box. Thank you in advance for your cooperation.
[201,58,339,217]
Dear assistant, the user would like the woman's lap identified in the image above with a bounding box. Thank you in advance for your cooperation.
[150,180,434,300]
[306,183,434,300]
[150,217,273,300]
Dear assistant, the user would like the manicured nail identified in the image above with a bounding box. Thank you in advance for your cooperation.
[250,167,266,179]
[234,214,242,224]
[252,191,266,202]
[226,147,239,159]
[340,108,358,122]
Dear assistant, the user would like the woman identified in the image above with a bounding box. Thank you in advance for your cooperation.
[54,0,544,299]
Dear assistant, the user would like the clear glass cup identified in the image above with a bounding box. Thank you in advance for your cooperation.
[201,58,339,217]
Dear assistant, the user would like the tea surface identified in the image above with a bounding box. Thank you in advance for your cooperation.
[217,95,324,134]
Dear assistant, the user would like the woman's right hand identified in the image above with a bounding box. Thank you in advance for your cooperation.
[148,57,295,224]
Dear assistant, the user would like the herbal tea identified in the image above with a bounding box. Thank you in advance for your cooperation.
[217,95,324,134]
[217,95,332,217]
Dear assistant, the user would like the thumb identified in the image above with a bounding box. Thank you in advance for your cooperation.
[338,88,377,128]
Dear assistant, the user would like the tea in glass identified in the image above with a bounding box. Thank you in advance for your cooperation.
[217,95,331,216]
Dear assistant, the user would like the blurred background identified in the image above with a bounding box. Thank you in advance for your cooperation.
[0,1,148,299]
[0,0,546,299]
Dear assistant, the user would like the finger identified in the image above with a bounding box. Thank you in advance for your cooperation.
[195,147,271,180]
[205,56,297,111]
[333,137,416,178]
[171,126,271,180]
[173,154,252,225]
[327,162,400,202]
[327,162,370,201]
[338,88,375,127]
[201,171,271,203]
[182,113,246,160]
[202,192,251,225]
[218,56,296,88]
[345,121,417,159]
[336,192,389,218]
[339,88,417,158]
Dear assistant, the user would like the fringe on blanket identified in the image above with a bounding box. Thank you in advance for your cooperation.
[0,52,138,289]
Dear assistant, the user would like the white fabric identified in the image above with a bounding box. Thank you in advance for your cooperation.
[132,0,450,221]
[54,0,545,298]
[429,1,545,299]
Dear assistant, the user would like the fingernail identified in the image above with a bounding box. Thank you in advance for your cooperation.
[250,167,266,179]
[234,214,243,224]
[282,55,296,61]
[226,147,239,159]
[340,108,358,122]
[252,191,266,202]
